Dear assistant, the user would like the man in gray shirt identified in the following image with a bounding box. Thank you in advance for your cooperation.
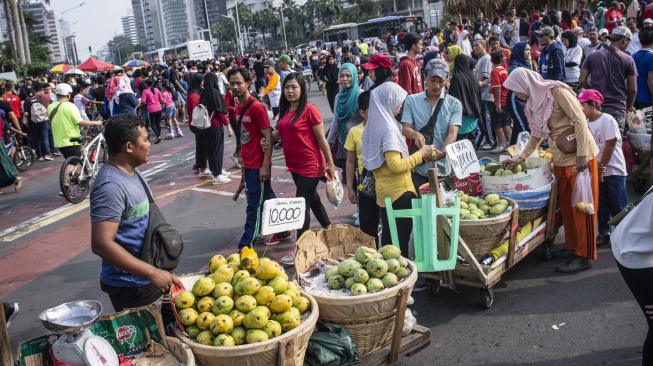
[473,39,496,150]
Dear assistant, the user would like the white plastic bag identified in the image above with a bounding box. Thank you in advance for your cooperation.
[571,169,595,215]
[402,308,417,336]
[326,171,344,208]
[628,110,647,134]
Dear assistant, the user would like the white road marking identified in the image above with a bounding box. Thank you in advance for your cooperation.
[191,187,241,198]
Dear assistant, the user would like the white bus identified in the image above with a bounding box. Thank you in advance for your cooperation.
[165,40,213,62]
[323,23,358,44]
[146,48,166,64]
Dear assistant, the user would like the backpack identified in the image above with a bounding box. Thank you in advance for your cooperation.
[30,98,48,123]
[191,103,213,129]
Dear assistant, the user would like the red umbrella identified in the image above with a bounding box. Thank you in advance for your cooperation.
[78,57,115,73]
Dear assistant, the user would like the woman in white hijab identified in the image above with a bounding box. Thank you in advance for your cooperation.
[362,81,440,253]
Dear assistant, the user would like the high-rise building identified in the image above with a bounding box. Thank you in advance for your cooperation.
[122,15,139,45]
[0,3,9,43]
[187,0,227,42]
[225,0,306,15]
[158,0,190,46]
[131,0,165,51]
[24,1,65,63]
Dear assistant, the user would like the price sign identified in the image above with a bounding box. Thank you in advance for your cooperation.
[260,197,306,235]
[445,139,480,179]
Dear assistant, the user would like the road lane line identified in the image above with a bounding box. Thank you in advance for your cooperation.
[190,187,241,198]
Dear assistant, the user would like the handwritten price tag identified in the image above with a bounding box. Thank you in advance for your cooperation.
[445,139,480,179]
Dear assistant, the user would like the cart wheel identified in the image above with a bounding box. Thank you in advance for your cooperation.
[480,288,494,309]
[542,241,553,261]
[428,279,441,296]
[634,178,649,194]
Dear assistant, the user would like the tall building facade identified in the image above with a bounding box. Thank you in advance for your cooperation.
[158,0,190,46]
[131,0,165,51]
[187,0,227,41]
[24,1,64,63]
[0,3,9,43]
[122,15,139,45]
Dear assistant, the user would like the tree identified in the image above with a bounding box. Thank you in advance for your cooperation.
[107,35,135,65]
[253,6,280,49]
[18,61,50,77]
[316,0,342,26]
[211,19,237,53]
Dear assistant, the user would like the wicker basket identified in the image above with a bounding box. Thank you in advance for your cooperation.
[177,290,319,366]
[294,224,418,357]
[459,197,517,256]
[166,336,196,366]
[518,205,548,227]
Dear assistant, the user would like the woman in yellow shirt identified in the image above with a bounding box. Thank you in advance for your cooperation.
[361,80,440,254]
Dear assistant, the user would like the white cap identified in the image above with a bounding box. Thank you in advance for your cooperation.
[644,18,653,25]
[54,83,73,96]
[599,28,609,35]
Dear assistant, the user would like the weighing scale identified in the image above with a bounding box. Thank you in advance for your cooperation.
[39,300,119,366]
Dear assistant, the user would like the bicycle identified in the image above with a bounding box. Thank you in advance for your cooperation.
[59,128,107,204]
[6,131,33,172]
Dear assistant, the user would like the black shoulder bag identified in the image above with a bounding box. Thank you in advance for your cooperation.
[136,173,183,271]
[409,97,445,154]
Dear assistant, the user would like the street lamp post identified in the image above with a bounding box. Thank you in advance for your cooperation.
[233,0,244,54]
[280,5,288,51]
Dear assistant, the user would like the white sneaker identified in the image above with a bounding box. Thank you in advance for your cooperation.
[221,169,231,176]
[199,169,212,177]
[280,249,296,267]
[490,145,506,154]
[480,143,494,151]
[211,175,232,185]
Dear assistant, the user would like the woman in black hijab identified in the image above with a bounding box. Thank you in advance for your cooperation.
[448,54,482,142]
[320,55,339,112]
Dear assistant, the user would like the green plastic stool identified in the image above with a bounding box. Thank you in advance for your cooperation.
[384,194,461,272]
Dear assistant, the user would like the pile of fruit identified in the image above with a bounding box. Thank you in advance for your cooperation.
[324,245,411,296]
[480,161,529,176]
[539,149,553,160]
[445,193,510,221]
[174,248,310,347]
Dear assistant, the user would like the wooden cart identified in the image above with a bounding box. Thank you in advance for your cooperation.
[421,170,560,309]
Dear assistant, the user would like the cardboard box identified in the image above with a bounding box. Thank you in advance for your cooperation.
[481,157,553,194]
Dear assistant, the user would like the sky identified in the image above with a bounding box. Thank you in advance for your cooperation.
[49,0,132,61]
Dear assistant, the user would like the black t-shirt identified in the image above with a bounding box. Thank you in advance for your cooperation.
[0,100,13,116]
[169,70,181,92]
[91,86,106,102]
[520,20,530,37]
[253,61,265,78]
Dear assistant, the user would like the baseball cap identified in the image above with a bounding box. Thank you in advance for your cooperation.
[263,60,275,67]
[54,83,73,96]
[425,59,449,80]
[278,54,292,64]
[362,54,392,70]
[578,89,604,105]
[599,28,609,35]
[645,18,653,25]
[611,26,633,40]
[536,26,555,37]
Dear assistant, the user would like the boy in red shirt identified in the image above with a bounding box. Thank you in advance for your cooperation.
[490,50,513,153]
[228,68,288,248]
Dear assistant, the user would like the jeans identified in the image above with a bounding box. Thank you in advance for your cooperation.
[291,172,331,238]
[239,168,277,248]
[477,101,496,147]
[358,193,380,245]
[29,122,51,157]
[598,175,627,236]
[617,262,653,366]
[381,192,416,256]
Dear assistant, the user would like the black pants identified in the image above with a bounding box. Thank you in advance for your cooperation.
[381,192,415,256]
[100,282,162,312]
[189,125,206,170]
[326,83,338,112]
[60,145,82,159]
[148,111,163,138]
[412,172,429,197]
[617,262,653,366]
[197,125,225,177]
[508,91,530,145]
[291,172,331,238]
[358,193,380,245]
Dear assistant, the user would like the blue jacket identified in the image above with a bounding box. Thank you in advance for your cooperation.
[538,41,566,82]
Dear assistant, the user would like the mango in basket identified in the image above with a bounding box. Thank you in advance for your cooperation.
[210,265,234,285]
[246,329,269,344]
[269,294,293,314]
[213,334,236,346]
[211,314,234,334]
[212,296,234,315]
[293,296,310,314]
[395,267,410,279]
[174,291,196,309]
[398,257,409,268]
[196,330,214,345]
[379,244,401,260]
[354,246,378,264]
[230,327,246,345]
[328,274,345,289]
[366,278,385,293]
[228,310,245,326]
[366,258,388,278]
[208,255,227,273]
[186,325,201,339]
[255,286,275,306]
[235,277,260,296]
[345,277,356,289]
[351,283,368,296]
[235,295,257,313]
[244,308,269,329]
[192,277,215,297]
[240,246,259,273]
[179,308,198,326]
[256,259,282,280]
[264,320,282,339]
[226,253,241,272]
[353,268,369,284]
[386,258,400,273]
[490,203,508,216]
[197,297,214,313]
[337,258,362,277]
[212,282,233,298]
[196,312,215,330]
[276,310,301,332]
[231,270,250,286]
[381,273,399,288]
[268,276,289,294]
[324,267,338,280]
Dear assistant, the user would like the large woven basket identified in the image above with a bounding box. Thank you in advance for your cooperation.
[166,336,196,366]
[177,290,318,366]
[459,197,517,256]
[294,224,418,357]
[518,205,548,227]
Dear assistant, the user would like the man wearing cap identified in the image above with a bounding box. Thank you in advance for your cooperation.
[262,61,281,118]
[277,55,294,85]
[643,18,653,30]
[626,17,642,55]
[573,27,591,50]
[537,26,566,81]
[398,32,424,95]
[500,11,520,49]
[580,26,637,132]
[401,59,462,189]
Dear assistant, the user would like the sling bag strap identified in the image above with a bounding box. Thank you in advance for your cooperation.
[238,99,256,125]
[420,96,445,138]
[48,103,63,122]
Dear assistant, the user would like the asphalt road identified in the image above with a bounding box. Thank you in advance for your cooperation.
[1,87,646,365]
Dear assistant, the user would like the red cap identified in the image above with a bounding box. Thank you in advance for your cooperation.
[362,54,392,70]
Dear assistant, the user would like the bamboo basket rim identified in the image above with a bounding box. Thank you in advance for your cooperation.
[165,336,195,366]
[458,197,517,226]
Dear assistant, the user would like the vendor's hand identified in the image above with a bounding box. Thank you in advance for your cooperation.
[148,268,182,294]
[325,163,336,181]
[576,156,589,172]
[260,165,271,181]
[495,105,503,113]
[502,156,525,170]
[413,133,426,148]
[645,305,653,320]
[629,105,637,114]
[348,188,358,204]
[419,144,438,162]
[260,137,271,150]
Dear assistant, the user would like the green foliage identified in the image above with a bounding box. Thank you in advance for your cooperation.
[107,35,136,65]
[18,61,51,77]
[29,42,49,63]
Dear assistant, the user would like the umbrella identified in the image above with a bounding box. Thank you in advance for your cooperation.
[113,65,123,71]
[50,64,72,74]
[123,59,149,68]
[78,57,114,73]
[64,68,86,76]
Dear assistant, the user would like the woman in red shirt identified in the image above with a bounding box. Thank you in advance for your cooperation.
[272,73,335,264]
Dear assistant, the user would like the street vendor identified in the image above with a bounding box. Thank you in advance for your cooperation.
[91,114,181,311]
[503,68,600,274]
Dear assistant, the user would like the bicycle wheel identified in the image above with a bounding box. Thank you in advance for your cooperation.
[59,156,91,204]
[13,146,34,172]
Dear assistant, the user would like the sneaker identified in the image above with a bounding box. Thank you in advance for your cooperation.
[43,155,54,161]
[352,210,359,220]
[480,143,494,151]
[3,303,19,327]
[155,137,161,144]
[490,144,506,154]
[175,128,184,137]
[555,256,592,273]
[221,169,231,177]
[412,277,428,292]
[199,169,212,177]
[267,232,292,246]
[280,249,296,267]
[552,248,574,259]
[211,175,232,185]
[14,177,23,192]
[38,157,44,161]
[230,154,242,169]
[52,151,62,156]
[165,132,175,140]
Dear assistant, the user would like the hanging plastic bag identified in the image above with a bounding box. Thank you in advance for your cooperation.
[627,110,647,134]
[571,169,595,215]
[326,170,344,208]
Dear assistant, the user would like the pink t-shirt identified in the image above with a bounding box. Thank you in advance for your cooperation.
[162,91,174,108]
[141,88,163,113]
